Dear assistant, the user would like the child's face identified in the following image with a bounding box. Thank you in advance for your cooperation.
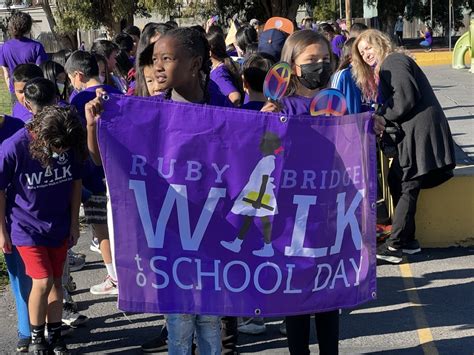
[68,71,84,91]
[357,39,378,67]
[293,43,331,76]
[143,65,162,96]
[107,50,118,72]
[152,37,201,91]
[14,81,26,106]
[98,61,107,83]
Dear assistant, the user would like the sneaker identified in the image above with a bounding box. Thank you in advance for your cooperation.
[68,250,86,272]
[16,337,30,353]
[220,239,242,253]
[62,302,89,327]
[28,338,49,355]
[238,319,266,335]
[376,244,403,264]
[49,339,70,355]
[252,243,274,257]
[69,249,86,260]
[44,324,73,339]
[90,237,101,254]
[141,335,167,353]
[401,240,421,255]
[279,320,286,336]
[90,275,118,295]
[64,276,76,294]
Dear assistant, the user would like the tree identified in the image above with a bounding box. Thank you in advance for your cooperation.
[41,0,77,50]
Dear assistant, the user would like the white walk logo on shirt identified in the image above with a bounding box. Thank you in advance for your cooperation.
[24,152,73,189]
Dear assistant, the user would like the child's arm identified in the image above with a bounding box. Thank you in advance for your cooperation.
[252,175,269,209]
[0,190,12,254]
[69,180,82,247]
[85,88,106,166]
[1,66,9,89]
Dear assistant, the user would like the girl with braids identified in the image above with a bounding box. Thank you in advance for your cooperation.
[0,105,86,355]
[84,27,231,355]
[207,31,243,106]
[153,27,230,107]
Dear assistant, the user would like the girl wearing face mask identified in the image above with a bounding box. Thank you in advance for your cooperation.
[263,30,334,115]
[40,60,70,102]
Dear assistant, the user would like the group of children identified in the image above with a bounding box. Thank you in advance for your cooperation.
[0,8,450,355]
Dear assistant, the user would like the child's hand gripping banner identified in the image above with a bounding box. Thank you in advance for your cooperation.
[98,95,377,316]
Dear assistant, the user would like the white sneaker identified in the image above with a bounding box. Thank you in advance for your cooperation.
[68,250,86,272]
[238,320,266,335]
[252,243,274,257]
[90,237,101,254]
[220,239,242,253]
[90,275,118,295]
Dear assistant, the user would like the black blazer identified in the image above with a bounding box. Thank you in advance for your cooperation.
[378,52,455,182]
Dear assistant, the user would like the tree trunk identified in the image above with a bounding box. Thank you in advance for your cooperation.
[260,0,303,20]
[41,0,77,50]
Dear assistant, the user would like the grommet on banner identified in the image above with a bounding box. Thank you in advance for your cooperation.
[254,308,261,316]
[371,202,376,209]
[101,94,110,101]
[279,116,288,123]
[371,291,377,299]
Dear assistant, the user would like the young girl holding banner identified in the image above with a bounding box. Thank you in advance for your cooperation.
[85,27,232,355]
[262,29,340,355]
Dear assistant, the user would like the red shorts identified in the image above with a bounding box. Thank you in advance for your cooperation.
[17,240,68,279]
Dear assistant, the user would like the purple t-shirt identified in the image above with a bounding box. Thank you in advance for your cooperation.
[0,115,24,143]
[0,129,82,247]
[331,35,346,58]
[0,38,48,92]
[281,95,313,116]
[12,102,32,123]
[70,84,122,195]
[157,80,232,108]
[210,64,239,97]
[424,31,432,45]
[70,84,122,124]
[241,101,265,111]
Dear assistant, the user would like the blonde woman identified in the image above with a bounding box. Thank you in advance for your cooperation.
[352,29,455,264]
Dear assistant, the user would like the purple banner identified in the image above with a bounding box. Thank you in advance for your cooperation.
[98,95,377,316]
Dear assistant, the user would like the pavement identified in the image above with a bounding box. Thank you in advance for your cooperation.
[0,65,473,354]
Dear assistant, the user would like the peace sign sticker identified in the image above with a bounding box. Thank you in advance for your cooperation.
[310,88,347,117]
[263,62,292,101]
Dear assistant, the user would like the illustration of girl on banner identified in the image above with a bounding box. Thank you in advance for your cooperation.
[221,132,283,257]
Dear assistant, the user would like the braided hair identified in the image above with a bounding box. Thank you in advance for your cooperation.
[161,27,212,103]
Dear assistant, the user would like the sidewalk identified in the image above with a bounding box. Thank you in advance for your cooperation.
[0,65,473,354]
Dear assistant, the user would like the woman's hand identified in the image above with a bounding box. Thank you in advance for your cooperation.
[372,113,386,136]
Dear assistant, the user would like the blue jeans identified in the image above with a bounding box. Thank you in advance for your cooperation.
[4,246,32,339]
[166,314,221,355]
[420,40,431,48]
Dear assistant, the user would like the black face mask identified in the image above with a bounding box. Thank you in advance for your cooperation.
[298,62,332,90]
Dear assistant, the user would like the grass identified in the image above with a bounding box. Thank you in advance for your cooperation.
[0,253,8,290]
[0,80,12,115]
[0,81,12,289]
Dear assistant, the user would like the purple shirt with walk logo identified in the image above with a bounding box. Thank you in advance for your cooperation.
[0,129,82,247]
[0,38,48,92]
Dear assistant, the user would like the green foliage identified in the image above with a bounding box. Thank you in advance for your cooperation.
[0,253,8,290]
[313,0,338,21]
